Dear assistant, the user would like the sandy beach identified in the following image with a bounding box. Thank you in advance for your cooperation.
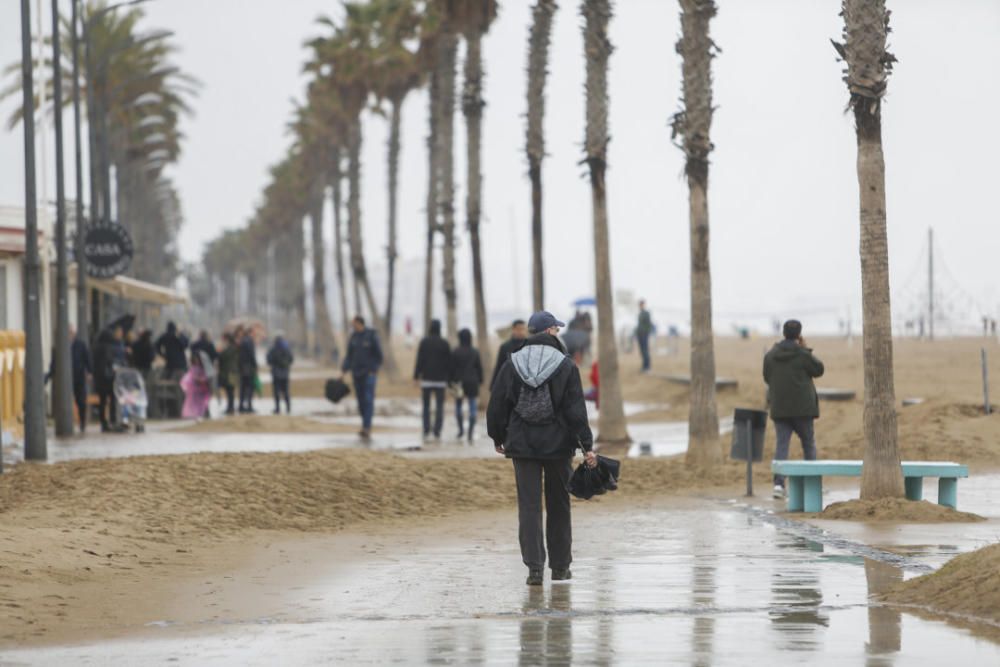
[1,336,998,648]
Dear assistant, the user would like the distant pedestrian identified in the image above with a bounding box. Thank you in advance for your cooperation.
[155,321,188,377]
[342,316,383,440]
[92,327,122,432]
[764,319,825,499]
[490,319,528,388]
[130,329,155,373]
[451,328,484,442]
[191,330,219,367]
[487,311,596,586]
[218,332,239,415]
[180,352,212,419]
[70,326,91,433]
[238,326,258,413]
[635,300,653,372]
[267,334,295,415]
[413,319,451,441]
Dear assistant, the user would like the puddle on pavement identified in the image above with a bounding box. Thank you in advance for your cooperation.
[6,501,999,665]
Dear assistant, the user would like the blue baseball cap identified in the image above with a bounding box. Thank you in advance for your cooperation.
[528,311,566,333]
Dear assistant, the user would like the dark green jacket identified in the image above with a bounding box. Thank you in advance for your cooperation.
[763,340,825,419]
[219,345,240,386]
[636,310,653,337]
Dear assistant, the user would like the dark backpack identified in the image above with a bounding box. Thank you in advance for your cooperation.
[514,381,556,425]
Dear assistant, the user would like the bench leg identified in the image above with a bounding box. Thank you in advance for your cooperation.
[803,476,823,513]
[904,477,923,501]
[787,477,805,512]
[938,478,958,509]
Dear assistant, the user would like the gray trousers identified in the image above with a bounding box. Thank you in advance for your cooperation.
[772,417,817,486]
[512,458,573,571]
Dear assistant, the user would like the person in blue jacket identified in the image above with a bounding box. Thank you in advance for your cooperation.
[342,316,383,440]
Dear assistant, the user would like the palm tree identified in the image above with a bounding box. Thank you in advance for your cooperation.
[309,5,399,377]
[582,0,628,444]
[672,0,721,466]
[435,27,459,340]
[2,3,196,287]
[833,0,903,499]
[329,146,351,341]
[423,65,439,333]
[526,0,557,312]
[369,0,424,339]
[457,0,498,379]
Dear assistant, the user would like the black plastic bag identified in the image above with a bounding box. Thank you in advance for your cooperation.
[568,455,621,500]
[324,378,351,404]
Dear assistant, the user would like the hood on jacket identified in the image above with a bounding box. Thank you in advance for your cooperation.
[428,319,442,337]
[511,334,566,388]
[770,339,807,362]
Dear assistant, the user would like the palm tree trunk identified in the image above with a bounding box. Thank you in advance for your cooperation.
[527,0,557,312]
[463,29,493,381]
[583,0,629,444]
[292,222,309,351]
[329,148,350,343]
[676,0,721,466]
[437,34,459,341]
[423,70,439,335]
[385,96,404,338]
[309,176,336,360]
[347,116,398,379]
[839,0,903,499]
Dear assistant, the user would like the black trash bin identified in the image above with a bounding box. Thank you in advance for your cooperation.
[730,408,767,462]
[732,408,767,496]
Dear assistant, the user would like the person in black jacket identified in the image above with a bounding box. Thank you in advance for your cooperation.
[69,327,92,433]
[451,328,483,442]
[237,326,258,413]
[487,311,596,586]
[413,319,451,441]
[92,327,122,432]
[155,321,188,377]
[342,316,384,439]
[490,319,527,388]
[190,330,219,366]
[130,329,155,372]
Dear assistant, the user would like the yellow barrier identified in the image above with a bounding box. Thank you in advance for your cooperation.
[0,330,26,438]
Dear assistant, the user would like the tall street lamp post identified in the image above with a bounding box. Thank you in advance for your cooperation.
[52,0,75,438]
[20,0,47,460]
[71,0,89,341]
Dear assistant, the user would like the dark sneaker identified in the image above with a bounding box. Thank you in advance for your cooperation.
[551,569,572,581]
[526,569,543,586]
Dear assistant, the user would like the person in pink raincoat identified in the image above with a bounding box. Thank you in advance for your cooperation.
[180,351,212,419]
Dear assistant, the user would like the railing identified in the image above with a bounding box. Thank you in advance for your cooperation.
[0,330,26,442]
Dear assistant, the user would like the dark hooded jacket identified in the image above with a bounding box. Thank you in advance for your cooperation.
[763,339,825,419]
[413,320,452,383]
[490,336,526,388]
[487,333,594,459]
[451,330,483,398]
[156,322,188,372]
[91,329,119,392]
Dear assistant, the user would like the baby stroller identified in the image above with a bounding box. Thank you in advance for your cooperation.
[113,367,148,433]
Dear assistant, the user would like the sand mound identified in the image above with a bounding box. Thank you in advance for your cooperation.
[818,497,985,523]
[0,446,764,537]
[883,544,1000,624]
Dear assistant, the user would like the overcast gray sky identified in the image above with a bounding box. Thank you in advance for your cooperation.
[2,0,998,333]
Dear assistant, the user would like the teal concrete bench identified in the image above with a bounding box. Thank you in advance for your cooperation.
[770,460,969,513]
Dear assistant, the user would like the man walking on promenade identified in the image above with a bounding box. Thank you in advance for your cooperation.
[413,319,451,441]
[635,300,653,373]
[237,326,258,414]
[490,319,527,387]
[70,326,91,433]
[488,311,596,586]
[764,319,825,499]
[343,316,383,440]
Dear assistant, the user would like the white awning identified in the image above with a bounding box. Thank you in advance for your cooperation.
[70,269,189,306]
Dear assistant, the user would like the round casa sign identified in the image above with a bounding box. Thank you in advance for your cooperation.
[83,221,134,279]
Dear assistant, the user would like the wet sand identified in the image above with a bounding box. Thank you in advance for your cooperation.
[7,497,1000,664]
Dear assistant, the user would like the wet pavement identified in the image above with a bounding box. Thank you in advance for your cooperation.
[5,498,1000,665]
